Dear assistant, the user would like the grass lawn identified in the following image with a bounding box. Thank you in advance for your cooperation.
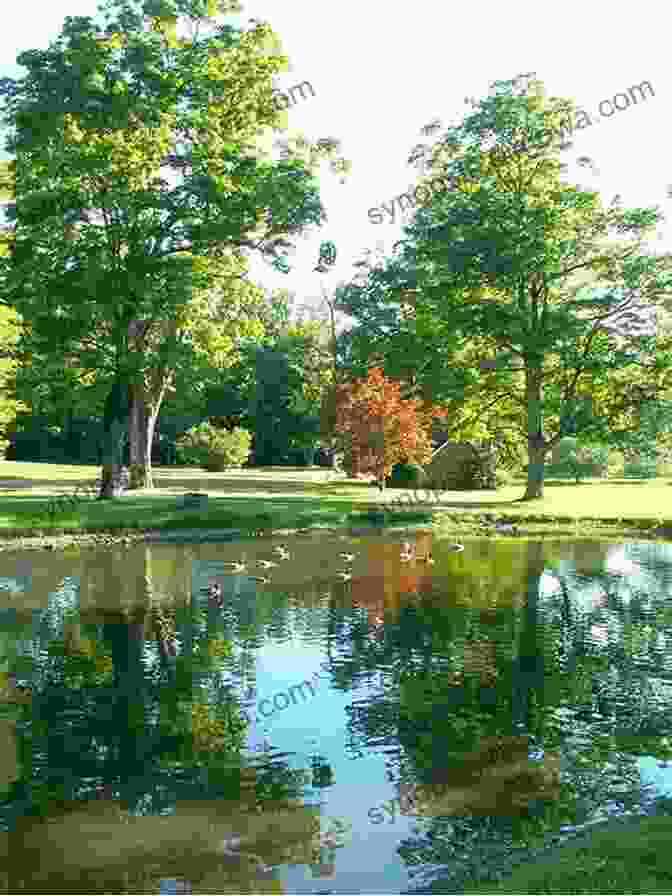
[0,461,434,538]
[0,460,671,540]
[457,813,672,894]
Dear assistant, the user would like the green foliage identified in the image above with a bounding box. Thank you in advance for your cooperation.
[545,437,610,483]
[0,0,349,486]
[494,468,516,488]
[175,421,251,470]
[203,425,252,470]
[386,461,426,489]
[314,240,337,272]
[246,336,325,465]
[174,420,213,466]
[334,73,672,500]
[163,312,332,468]
[623,454,658,479]
[0,305,29,457]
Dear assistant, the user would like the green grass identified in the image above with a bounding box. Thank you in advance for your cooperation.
[458,814,672,894]
[0,461,436,537]
[0,461,671,539]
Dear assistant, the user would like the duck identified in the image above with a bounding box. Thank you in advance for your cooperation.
[222,560,248,573]
[336,571,352,581]
[446,543,464,552]
[272,545,290,560]
[400,541,415,562]
[338,552,357,563]
[249,575,270,584]
[256,559,278,569]
[200,582,223,601]
[416,552,435,564]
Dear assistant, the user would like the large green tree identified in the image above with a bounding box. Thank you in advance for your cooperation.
[0,305,29,458]
[214,319,330,465]
[0,0,348,495]
[337,243,529,467]
[336,74,672,498]
[0,162,31,457]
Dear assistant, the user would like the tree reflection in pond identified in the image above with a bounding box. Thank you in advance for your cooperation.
[0,580,322,894]
[1,535,672,892]
[399,735,561,818]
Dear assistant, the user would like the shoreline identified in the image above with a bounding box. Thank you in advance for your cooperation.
[0,509,669,552]
[419,809,672,894]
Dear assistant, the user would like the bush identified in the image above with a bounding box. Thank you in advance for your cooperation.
[386,462,426,489]
[175,422,252,471]
[175,421,210,466]
[545,437,610,483]
[204,426,252,471]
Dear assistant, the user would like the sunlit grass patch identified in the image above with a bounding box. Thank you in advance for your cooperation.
[2,463,672,539]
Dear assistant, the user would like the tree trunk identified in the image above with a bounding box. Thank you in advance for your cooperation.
[512,541,546,732]
[105,610,148,809]
[128,389,162,490]
[127,367,172,490]
[128,383,150,490]
[524,437,546,499]
[128,397,164,490]
[522,363,547,500]
[98,418,127,500]
[98,374,132,500]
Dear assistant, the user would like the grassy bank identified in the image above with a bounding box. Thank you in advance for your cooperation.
[456,813,672,894]
[0,461,434,540]
[0,461,671,542]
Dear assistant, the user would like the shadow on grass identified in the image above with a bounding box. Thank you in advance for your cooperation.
[151,475,347,494]
[0,488,435,536]
[0,474,362,496]
[3,472,671,536]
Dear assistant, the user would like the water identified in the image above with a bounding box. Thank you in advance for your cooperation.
[1,530,672,893]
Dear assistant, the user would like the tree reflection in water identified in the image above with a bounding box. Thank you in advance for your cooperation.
[0,589,322,894]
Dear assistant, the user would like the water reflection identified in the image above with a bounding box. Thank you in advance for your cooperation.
[0,534,671,892]
[397,735,562,817]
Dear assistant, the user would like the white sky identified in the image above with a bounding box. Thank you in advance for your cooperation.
[1,0,670,321]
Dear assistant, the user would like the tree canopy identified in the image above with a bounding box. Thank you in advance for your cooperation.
[0,0,348,490]
[336,74,672,498]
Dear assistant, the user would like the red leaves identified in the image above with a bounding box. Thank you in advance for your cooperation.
[334,367,442,481]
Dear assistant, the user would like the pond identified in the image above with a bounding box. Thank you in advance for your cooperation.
[1,528,672,894]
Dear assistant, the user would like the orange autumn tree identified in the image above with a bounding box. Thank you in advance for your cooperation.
[334,367,446,488]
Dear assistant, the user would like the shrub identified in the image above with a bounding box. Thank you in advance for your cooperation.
[175,422,252,471]
[175,421,211,466]
[203,426,252,471]
[386,462,426,489]
[334,367,439,481]
[545,437,610,483]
